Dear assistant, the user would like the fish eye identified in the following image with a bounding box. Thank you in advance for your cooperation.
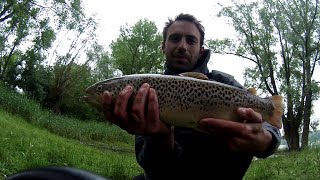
[96,85,103,92]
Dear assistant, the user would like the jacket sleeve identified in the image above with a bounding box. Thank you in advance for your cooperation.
[135,135,182,177]
[255,122,281,158]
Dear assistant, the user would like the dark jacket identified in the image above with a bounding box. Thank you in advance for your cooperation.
[135,49,281,180]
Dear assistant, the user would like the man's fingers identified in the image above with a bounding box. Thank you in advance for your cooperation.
[114,85,133,125]
[101,84,170,136]
[147,88,161,128]
[199,118,250,137]
[224,136,246,151]
[102,91,113,116]
[201,108,262,137]
[131,83,150,120]
[102,91,118,124]
[126,112,141,134]
[146,88,159,123]
[237,108,262,123]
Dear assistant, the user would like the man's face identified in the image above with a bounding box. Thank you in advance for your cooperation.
[162,20,204,72]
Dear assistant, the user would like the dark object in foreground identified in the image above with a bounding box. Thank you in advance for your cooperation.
[6,166,110,180]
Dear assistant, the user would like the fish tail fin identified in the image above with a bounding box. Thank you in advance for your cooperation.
[269,95,284,129]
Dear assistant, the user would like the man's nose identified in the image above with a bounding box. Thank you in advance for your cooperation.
[177,38,187,51]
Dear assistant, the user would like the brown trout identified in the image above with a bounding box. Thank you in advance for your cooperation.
[84,72,284,129]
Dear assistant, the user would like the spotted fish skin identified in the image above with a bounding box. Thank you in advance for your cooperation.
[84,74,284,130]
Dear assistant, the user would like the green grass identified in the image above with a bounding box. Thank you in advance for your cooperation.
[244,149,320,180]
[2,108,319,180]
[0,83,135,153]
[0,110,143,179]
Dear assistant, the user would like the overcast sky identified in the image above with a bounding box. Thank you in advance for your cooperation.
[83,0,320,122]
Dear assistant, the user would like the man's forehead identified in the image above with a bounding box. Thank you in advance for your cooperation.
[167,21,200,38]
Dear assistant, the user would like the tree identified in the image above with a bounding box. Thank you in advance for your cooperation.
[0,0,90,102]
[0,1,105,120]
[86,42,116,81]
[208,0,320,150]
[58,63,99,120]
[0,0,85,82]
[16,49,52,103]
[47,15,98,113]
[110,19,164,75]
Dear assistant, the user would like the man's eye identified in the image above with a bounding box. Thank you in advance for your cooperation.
[186,37,196,45]
[169,35,181,42]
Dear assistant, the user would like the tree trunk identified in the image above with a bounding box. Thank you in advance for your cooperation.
[301,90,313,149]
[283,115,300,151]
[52,101,62,114]
[285,127,300,150]
[49,84,64,114]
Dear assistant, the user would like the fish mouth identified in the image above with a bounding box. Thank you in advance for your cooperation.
[83,95,100,107]
[83,95,95,103]
[83,88,103,108]
[83,92,114,112]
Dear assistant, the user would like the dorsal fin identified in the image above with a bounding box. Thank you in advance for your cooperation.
[179,72,209,80]
[247,88,257,95]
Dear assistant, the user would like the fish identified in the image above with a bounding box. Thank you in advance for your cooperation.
[84,72,284,130]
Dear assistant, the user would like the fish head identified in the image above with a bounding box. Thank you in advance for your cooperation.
[83,83,105,109]
[84,77,124,109]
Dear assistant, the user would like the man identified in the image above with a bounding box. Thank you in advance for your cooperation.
[102,13,281,179]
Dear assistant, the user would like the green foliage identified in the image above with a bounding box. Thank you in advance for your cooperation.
[206,38,236,54]
[0,0,169,123]
[0,1,60,80]
[57,64,101,120]
[0,110,141,180]
[39,61,100,120]
[0,0,95,104]
[0,0,98,121]
[110,19,164,75]
[35,26,56,50]
[16,49,52,103]
[0,51,22,83]
[43,12,98,117]
[0,82,134,148]
[0,79,140,179]
[0,82,41,121]
[86,43,116,81]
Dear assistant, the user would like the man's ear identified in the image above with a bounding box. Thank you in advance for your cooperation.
[199,46,205,56]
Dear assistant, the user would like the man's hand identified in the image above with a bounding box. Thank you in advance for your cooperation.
[102,83,171,135]
[101,83,174,151]
[198,107,272,155]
